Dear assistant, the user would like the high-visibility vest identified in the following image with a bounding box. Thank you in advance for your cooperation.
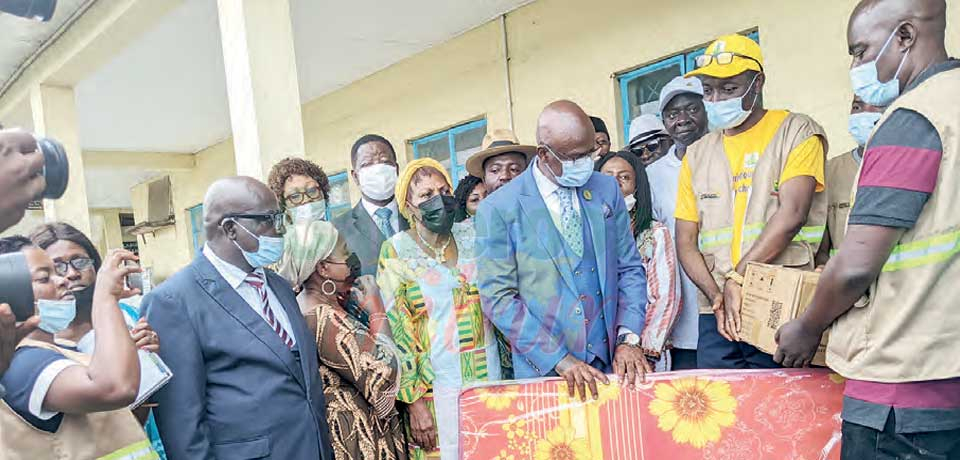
[0,340,158,460]
[825,149,860,255]
[828,68,960,382]
[687,112,828,313]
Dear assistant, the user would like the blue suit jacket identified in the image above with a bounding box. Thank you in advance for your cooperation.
[143,255,333,460]
[475,166,647,378]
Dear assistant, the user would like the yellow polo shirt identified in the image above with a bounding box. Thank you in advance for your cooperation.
[675,110,825,265]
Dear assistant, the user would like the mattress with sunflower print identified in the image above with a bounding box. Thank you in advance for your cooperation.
[459,369,844,459]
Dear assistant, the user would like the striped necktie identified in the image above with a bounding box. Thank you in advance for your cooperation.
[244,272,294,348]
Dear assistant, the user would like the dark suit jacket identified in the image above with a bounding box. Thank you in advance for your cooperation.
[143,254,333,460]
[332,201,409,277]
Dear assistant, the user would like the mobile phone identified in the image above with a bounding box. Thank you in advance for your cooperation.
[123,260,143,292]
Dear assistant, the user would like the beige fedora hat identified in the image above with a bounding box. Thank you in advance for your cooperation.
[465,129,537,178]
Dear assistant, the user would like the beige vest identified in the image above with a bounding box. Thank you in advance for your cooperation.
[825,149,860,254]
[828,68,960,382]
[687,112,828,313]
[0,340,157,460]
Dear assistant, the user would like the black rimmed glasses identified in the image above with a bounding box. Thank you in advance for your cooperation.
[53,257,94,276]
[629,137,669,156]
[695,52,764,73]
[284,186,323,206]
[222,211,286,234]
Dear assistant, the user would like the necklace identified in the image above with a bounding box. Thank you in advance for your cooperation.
[415,226,452,263]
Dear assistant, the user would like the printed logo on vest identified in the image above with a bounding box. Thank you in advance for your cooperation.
[743,152,760,170]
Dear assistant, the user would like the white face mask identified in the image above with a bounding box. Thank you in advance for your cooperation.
[290,200,327,223]
[623,194,637,211]
[357,163,398,201]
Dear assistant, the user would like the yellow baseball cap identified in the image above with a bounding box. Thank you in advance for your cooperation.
[686,34,763,79]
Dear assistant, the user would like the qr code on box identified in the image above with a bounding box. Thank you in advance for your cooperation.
[767,300,783,329]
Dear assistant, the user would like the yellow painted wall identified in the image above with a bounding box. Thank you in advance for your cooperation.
[131,139,235,282]
[87,208,126,257]
[300,19,511,201]
[128,0,960,278]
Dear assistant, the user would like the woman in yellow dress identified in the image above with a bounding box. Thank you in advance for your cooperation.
[377,158,503,459]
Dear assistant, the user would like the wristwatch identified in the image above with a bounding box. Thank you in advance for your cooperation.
[616,332,641,347]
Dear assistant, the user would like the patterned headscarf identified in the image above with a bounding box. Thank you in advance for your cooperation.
[395,157,453,221]
[278,220,339,288]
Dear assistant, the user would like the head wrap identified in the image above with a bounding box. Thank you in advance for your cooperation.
[278,220,339,288]
[395,158,453,221]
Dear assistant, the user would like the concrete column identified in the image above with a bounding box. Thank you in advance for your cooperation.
[30,84,92,235]
[216,0,306,180]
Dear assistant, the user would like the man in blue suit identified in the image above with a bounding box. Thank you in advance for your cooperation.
[144,177,333,460]
[476,100,651,402]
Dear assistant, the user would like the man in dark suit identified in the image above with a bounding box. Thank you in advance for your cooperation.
[144,176,333,460]
[333,135,408,276]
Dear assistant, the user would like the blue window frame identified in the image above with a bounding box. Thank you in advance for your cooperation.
[412,119,487,186]
[326,171,351,221]
[619,30,760,141]
[188,204,205,256]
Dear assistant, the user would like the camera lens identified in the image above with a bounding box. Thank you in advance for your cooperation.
[36,137,69,199]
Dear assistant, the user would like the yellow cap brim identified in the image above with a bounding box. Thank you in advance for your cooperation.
[686,60,762,79]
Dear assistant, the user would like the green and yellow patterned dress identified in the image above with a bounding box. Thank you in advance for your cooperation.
[377,222,502,460]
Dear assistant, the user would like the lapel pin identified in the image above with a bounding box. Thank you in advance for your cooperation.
[583,190,593,201]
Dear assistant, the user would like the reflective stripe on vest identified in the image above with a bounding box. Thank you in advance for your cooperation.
[699,227,733,251]
[882,229,960,272]
[99,440,159,460]
[740,223,825,246]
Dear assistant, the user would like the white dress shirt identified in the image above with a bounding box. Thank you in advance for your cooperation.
[362,198,400,234]
[203,244,296,347]
[531,158,582,231]
[646,147,698,350]
[531,159,635,338]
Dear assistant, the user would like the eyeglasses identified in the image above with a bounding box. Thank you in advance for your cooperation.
[222,211,286,234]
[285,186,323,206]
[629,137,668,155]
[695,52,765,73]
[53,257,94,276]
[541,143,601,162]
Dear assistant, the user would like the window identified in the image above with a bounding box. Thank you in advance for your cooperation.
[412,119,487,186]
[618,31,760,140]
[188,204,205,256]
[326,172,351,220]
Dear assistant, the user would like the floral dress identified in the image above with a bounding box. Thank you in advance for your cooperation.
[377,222,502,460]
[308,303,407,460]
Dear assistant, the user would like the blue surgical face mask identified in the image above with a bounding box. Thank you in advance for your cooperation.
[544,147,594,188]
[228,220,285,268]
[704,73,761,130]
[37,298,76,334]
[848,111,883,147]
[850,26,911,107]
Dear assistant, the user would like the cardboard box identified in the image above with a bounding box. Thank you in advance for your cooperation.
[741,262,828,366]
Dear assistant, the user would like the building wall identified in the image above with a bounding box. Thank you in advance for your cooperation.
[300,19,512,201]
[128,0,959,280]
[130,139,235,282]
